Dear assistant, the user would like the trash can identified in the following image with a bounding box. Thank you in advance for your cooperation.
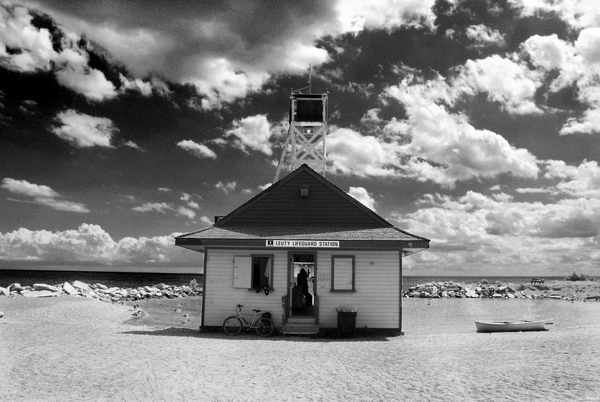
[336,309,357,337]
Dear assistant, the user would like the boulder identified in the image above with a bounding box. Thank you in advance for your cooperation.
[63,282,76,295]
[72,281,91,292]
[23,290,58,298]
[94,283,108,290]
[465,289,478,298]
[33,283,60,292]
[0,287,9,296]
[8,283,23,292]
[0,311,3,318]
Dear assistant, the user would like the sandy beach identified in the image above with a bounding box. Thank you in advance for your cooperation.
[2,294,600,402]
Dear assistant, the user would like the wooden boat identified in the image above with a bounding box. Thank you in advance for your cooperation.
[475,320,549,333]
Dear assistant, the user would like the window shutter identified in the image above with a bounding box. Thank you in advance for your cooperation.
[233,256,252,288]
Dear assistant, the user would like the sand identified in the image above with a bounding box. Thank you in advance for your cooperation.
[1,295,600,402]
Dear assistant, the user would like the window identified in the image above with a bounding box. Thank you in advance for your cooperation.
[233,255,273,290]
[331,255,355,292]
[295,99,323,122]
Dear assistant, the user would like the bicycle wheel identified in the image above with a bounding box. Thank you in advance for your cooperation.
[223,316,243,335]
[255,317,274,337]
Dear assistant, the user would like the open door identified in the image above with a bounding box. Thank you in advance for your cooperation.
[288,253,316,317]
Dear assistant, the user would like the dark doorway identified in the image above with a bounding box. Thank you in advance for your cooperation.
[289,253,316,317]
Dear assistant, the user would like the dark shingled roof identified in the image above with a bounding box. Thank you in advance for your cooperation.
[176,165,429,250]
[214,165,390,228]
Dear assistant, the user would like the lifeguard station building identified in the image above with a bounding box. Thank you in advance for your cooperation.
[175,89,429,335]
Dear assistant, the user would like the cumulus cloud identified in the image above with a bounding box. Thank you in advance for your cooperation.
[348,187,376,211]
[51,109,117,148]
[200,216,213,226]
[327,127,399,177]
[544,159,600,198]
[334,0,439,32]
[384,76,539,187]
[118,73,153,96]
[520,31,600,135]
[0,4,118,101]
[523,34,573,72]
[54,50,117,101]
[185,57,270,109]
[396,190,600,275]
[514,0,600,30]
[123,140,142,150]
[177,206,196,219]
[132,202,173,214]
[456,55,543,115]
[18,0,440,107]
[328,69,541,187]
[215,181,236,194]
[132,200,198,220]
[1,178,89,213]
[466,24,506,48]
[2,178,58,198]
[575,28,600,63]
[177,140,217,159]
[219,114,273,155]
[0,5,58,72]
[0,223,200,266]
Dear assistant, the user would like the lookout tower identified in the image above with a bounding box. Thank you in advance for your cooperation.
[274,68,328,182]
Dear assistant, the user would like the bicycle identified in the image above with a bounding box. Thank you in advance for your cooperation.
[222,304,275,337]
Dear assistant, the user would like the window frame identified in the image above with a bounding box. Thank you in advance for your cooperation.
[330,255,356,292]
[250,254,274,291]
[233,254,274,291]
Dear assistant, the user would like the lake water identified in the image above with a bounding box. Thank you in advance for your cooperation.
[402,297,600,335]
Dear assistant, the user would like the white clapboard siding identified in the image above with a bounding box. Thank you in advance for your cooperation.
[316,250,401,329]
[204,249,288,327]
[204,248,402,329]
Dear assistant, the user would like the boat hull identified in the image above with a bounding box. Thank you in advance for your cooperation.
[475,320,548,333]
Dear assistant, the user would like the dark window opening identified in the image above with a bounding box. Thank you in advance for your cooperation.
[295,99,323,122]
[252,256,272,289]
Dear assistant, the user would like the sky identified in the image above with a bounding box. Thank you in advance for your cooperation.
[1,0,600,277]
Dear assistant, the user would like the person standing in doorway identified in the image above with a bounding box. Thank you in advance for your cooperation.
[297,268,311,307]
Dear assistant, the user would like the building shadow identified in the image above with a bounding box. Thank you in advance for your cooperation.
[119,327,391,342]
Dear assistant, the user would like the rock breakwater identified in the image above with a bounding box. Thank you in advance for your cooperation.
[0,279,203,302]
[403,280,600,300]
